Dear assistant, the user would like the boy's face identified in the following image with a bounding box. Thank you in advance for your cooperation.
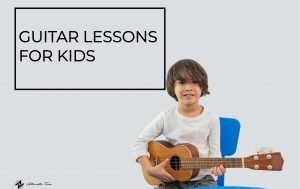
[174,79,202,106]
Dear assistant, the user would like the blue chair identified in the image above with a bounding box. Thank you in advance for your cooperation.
[191,118,265,189]
[217,117,241,186]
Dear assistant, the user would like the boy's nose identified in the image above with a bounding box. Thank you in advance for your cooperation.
[185,83,193,90]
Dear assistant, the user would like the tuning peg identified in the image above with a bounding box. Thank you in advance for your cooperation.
[256,146,273,154]
[266,146,273,153]
[261,146,273,153]
[257,146,273,153]
[256,147,261,154]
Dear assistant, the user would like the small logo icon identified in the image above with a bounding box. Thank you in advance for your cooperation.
[15,180,24,189]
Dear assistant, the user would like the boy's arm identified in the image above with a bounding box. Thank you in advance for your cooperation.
[132,112,165,162]
[138,155,175,183]
[208,116,221,158]
[138,156,153,170]
[208,116,226,176]
[132,112,175,183]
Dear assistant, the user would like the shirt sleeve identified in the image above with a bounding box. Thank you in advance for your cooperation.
[208,116,221,158]
[131,111,165,162]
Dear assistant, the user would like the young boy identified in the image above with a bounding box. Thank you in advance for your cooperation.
[132,59,226,189]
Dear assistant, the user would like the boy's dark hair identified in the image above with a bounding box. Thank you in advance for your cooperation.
[167,59,210,101]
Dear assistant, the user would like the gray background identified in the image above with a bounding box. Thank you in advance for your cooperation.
[1,0,299,189]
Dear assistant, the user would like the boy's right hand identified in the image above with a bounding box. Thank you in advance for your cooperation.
[147,158,176,184]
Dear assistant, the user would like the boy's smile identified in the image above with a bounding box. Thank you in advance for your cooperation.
[183,93,195,97]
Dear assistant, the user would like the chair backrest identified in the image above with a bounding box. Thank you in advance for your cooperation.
[217,117,240,186]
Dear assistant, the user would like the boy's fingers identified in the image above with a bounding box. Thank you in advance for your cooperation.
[160,169,175,182]
[160,158,169,167]
[217,167,223,175]
[220,164,226,173]
[168,175,176,181]
[213,167,218,176]
[210,165,226,176]
[163,177,171,182]
[160,176,170,183]
[164,171,175,181]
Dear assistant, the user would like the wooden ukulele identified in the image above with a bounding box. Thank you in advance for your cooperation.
[143,140,284,185]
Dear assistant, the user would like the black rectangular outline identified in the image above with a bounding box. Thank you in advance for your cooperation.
[14,7,166,90]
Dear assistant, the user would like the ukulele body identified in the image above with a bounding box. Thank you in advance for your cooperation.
[142,140,200,185]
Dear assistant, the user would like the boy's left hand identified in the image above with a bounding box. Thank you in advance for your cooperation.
[210,164,226,176]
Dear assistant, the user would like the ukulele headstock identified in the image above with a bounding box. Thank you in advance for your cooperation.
[244,147,284,171]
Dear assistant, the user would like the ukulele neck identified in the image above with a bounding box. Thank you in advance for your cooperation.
[178,157,244,169]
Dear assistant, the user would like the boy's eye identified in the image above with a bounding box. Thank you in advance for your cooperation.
[175,80,184,85]
[193,81,198,84]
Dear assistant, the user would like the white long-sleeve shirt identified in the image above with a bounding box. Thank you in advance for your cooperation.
[132,105,221,181]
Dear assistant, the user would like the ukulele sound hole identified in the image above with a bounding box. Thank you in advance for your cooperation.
[170,156,181,170]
